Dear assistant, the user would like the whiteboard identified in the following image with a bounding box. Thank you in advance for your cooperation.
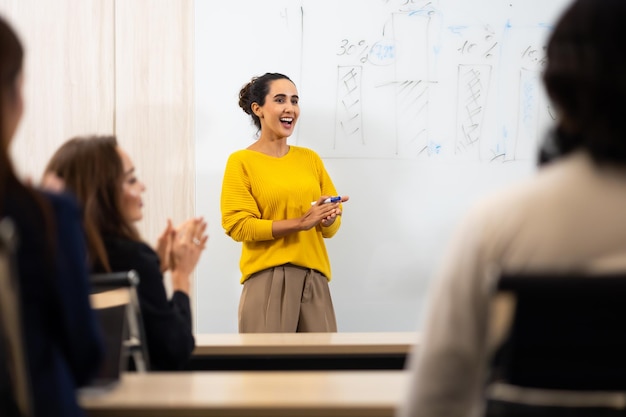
[194,0,571,333]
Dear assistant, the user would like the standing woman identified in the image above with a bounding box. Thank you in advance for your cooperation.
[0,15,103,417]
[221,72,349,333]
[44,135,207,370]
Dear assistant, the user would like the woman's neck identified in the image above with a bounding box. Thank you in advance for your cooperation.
[247,136,290,158]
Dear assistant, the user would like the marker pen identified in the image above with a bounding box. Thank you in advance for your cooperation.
[311,196,341,205]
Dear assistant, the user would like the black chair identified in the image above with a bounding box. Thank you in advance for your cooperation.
[83,283,129,393]
[491,273,626,390]
[0,218,32,417]
[90,271,150,372]
[486,272,626,412]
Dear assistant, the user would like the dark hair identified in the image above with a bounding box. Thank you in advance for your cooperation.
[0,15,24,202]
[45,135,140,271]
[238,72,293,131]
[542,0,626,165]
[0,16,57,274]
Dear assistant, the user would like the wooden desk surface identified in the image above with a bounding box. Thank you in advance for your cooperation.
[193,332,419,356]
[80,370,409,417]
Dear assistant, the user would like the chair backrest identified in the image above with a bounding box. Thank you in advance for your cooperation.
[89,271,149,372]
[82,286,129,393]
[0,218,32,416]
[490,272,626,391]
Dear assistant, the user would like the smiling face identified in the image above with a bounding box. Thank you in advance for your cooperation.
[252,78,300,140]
[117,147,146,223]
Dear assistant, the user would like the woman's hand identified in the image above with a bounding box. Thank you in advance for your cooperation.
[155,219,175,272]
[170,217,208,293]
[316,195,349,228]
[271,196,349,239]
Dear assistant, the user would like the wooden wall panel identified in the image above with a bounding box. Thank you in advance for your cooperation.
[114,0,194,246]
[0,0,115,181]
[1,0,196,322]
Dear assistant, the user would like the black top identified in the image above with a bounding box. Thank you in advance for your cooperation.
[2,189,103,417]
[98,236,195,370]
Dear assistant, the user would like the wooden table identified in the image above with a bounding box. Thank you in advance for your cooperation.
[187,332,418,370]
[80,370,410,417]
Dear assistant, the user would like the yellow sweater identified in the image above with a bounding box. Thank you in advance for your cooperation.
[221,146,341,283]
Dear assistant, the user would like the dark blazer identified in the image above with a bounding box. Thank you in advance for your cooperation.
[99,236,195,370]
[2,188,103,417]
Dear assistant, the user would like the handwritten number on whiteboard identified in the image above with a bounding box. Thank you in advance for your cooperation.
[337,39,369,63]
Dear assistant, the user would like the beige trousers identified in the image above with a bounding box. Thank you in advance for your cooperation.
[238,264,337,333]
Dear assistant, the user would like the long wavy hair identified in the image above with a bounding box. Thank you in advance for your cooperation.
[0,15,24,206]
[45,135,140,271]
[0,16,56,255]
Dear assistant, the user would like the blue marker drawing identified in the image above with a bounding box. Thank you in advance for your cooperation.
[311,196,342,205]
